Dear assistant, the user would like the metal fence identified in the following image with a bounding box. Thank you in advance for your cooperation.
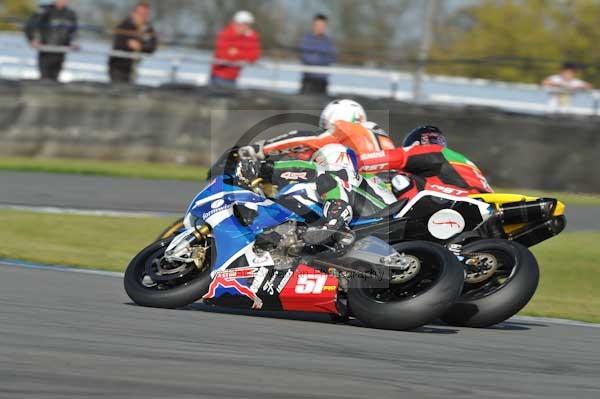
[1,40,600,116]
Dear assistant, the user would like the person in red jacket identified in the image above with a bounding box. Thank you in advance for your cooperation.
[210,11,261,88]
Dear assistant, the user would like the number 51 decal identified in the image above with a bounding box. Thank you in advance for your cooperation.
[295,274,328,294]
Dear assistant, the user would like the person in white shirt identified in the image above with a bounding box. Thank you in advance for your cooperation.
[542,62,593,113]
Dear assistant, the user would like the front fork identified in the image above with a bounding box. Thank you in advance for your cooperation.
[164,225,211,265]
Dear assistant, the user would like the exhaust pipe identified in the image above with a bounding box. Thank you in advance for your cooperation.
[498,198,557,225]
[511,216,566,247]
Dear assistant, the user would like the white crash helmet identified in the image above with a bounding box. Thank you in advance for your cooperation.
[311,144,361,185]
[319,99,367,130]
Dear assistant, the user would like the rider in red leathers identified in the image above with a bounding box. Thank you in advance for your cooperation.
[358,126,493,200]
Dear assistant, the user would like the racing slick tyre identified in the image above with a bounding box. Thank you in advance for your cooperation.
[124,238,212,309]
[441,239,539,328]
[348,241,464,331]
[156,218,185,241]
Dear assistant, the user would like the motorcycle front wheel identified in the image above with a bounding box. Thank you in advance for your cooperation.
[348,241,464,331]
[441,239,539,328]
[124,238,212,309]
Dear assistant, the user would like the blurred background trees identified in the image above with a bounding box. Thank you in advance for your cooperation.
[429,0,600,85]
[0,0,35,30]
[2,0,600,85]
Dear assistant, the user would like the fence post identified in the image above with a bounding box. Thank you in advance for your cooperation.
[169,58,181,84]
[272,50,281,90]
[412,0,438,102]
[390,72,399,100]
[593,91,600,116]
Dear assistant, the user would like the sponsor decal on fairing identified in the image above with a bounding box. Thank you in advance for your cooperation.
[203,267,264,309]
[280,171,308,180]
[276,269,294,293]
[427,209,466,239]
[429,184,469,196]
[262,270,279,295]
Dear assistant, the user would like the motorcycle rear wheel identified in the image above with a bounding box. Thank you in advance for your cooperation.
[441,239,539,328]
[348,241,464,331]
[124,238,212,309]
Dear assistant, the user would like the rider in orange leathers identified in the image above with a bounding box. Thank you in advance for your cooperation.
[249,100,491,200]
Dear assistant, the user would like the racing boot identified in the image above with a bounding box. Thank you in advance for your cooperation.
[303,199,355,247]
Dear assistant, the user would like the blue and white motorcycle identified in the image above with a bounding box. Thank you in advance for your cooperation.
[124,170,465,331]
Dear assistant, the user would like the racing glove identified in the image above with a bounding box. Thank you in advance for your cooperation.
[235,158,260,187]
[303,199,355,247]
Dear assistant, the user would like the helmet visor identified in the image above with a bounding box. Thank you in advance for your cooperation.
[421,132,447,147]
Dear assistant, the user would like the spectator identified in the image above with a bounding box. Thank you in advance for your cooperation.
[298,14,336,95]
[542,62,593,113]
[108,1,157,84]
[210,11,261,88]
[24,0,78,81]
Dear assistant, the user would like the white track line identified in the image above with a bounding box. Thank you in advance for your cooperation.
[511,316,600,329]
[0,204,180,218]
[0,258,123,278]
[1,258,598,329]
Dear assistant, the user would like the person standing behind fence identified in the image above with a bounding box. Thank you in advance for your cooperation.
[24,0,78,82]
[542,62,593,113]
[298,14,336,95]
[210,11,261,88]
[108,2,157,84]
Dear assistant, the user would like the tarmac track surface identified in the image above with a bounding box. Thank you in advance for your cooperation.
[0,171,598,231]
[1,264,599,399]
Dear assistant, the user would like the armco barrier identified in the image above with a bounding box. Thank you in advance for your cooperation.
[0,80,599,192]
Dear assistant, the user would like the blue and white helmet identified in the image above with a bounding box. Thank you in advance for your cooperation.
[319,99,367,130]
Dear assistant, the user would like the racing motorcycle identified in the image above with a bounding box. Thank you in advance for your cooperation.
[125,173,466,331]
[153,157,566,328]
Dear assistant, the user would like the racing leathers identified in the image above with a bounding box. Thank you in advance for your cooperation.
[259,149,397,245]
[359,144,493,199]
[257,121,492,199]
[260,120,395,161]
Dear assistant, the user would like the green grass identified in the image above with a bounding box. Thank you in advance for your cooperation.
[0,209,173,272]
[0,156,207,181]
[523,232,600,323]
[0,209,598,323]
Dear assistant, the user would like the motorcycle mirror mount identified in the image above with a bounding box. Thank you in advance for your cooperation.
[233,202,259,226]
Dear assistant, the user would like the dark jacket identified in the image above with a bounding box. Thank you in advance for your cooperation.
[298,33,336,80]
[109,17,157,71]
[24,4,78,47]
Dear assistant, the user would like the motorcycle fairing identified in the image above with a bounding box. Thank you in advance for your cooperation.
[183,176,298,273]
[203,263,339,314]
[181,176,339,313]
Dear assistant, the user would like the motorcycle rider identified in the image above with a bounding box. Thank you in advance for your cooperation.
[359,125,493,199]
[237,143,397,246]
[255,99,395,161]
